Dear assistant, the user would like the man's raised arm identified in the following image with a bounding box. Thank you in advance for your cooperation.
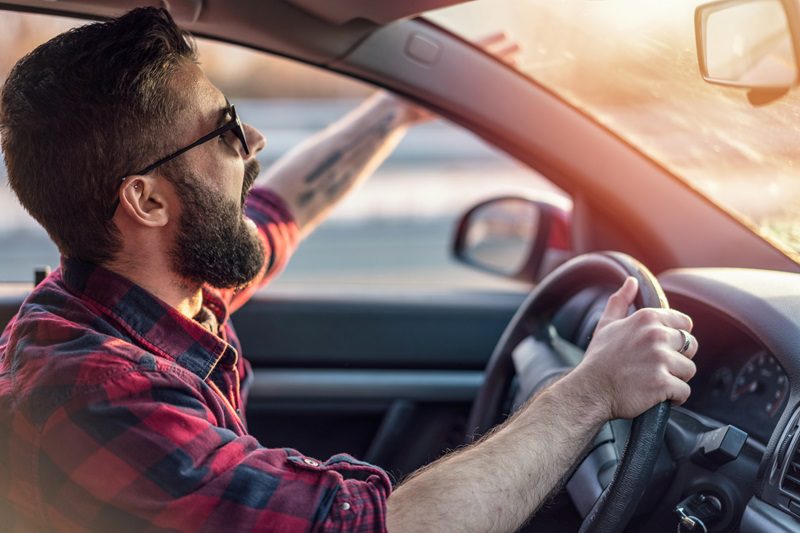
[261,32,520,239]
[262,91,417,239]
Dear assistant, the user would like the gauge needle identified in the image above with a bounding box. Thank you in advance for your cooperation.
[734,381,759,397]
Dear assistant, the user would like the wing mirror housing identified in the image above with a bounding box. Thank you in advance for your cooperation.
[695,0,800,104]
[452,196,571,283]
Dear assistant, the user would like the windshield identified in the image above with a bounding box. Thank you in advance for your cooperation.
[427,0,800,262]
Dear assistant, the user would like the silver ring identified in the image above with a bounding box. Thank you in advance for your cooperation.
[677,328,692,354]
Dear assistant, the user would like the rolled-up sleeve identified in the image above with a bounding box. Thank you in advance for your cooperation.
[38,369,391,532]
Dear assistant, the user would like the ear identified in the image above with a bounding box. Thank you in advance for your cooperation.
[117,176,170,227]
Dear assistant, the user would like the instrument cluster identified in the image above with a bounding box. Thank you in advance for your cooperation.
[687,348,789,443]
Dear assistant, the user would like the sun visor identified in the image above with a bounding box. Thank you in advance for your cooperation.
[285,0,473,25]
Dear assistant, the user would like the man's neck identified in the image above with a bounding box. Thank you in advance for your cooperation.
[104,258,204,320]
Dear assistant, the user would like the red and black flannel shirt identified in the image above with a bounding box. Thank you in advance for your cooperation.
[0,189,391,532]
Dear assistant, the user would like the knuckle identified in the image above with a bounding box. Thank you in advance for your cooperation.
[692,336,700,353]
[650,309,668,326]
[653,371,671,390]
[636,309,658,324]
[682,313,694,332]
[671,309,693,330]
[672,357,696,380]
[645,326,668,344]
[678,383,692,403]
[686,361,698,380]
[651,348,670,365]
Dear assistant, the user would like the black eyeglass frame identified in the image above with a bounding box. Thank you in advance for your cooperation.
[107,101,250,219]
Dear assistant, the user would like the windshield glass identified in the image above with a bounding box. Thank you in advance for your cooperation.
[427,0,800,262]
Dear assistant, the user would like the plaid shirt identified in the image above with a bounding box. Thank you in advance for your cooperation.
[0,188,391,532]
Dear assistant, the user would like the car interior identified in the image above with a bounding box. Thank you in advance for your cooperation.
[2,1,800,532]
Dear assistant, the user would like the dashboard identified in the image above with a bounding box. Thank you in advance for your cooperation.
[552,269,794,447]
[529,266,800,531]
[682,322,789,444]
[662,270,797,446]
[549,267,800,531]
[658,268,800,531]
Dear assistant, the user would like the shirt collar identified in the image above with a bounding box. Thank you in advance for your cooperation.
[60,257,230,380]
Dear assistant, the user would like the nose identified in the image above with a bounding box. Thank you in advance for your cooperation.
[243,123,266,158]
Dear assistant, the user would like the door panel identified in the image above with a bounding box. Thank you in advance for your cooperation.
[248,369,482,401]
[234,290,526,369]
[235,289,525,478]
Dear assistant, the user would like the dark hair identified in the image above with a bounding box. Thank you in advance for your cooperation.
[0,7,197,264]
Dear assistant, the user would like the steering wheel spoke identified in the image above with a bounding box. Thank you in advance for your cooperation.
[567,419,631,518]
[510,335,572,412]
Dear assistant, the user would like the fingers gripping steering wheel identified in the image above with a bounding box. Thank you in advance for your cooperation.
[466,251,671,533]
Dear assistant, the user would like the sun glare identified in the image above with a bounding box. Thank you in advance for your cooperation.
[429,0,800,258]
[576,0,695,32]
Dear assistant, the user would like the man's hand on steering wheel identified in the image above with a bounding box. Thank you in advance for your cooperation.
[389,257,699,533]
[574,277,698,421]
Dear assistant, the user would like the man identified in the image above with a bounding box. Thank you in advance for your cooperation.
[0,7,697,532]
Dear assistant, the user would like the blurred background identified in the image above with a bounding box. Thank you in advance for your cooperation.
[0,11,556,291]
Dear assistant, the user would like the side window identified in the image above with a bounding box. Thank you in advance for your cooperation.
[198,40,570,292]
[0,15,570,291]
[1,13,75,283]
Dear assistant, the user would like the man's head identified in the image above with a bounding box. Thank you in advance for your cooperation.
[0,7,266,289]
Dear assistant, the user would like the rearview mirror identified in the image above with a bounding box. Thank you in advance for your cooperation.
[696,0,800,90]
[452,196,571,282]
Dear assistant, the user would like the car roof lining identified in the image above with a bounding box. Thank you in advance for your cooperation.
[0,0,381,65]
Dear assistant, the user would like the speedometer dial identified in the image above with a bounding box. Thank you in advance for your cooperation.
[730,351,789,418]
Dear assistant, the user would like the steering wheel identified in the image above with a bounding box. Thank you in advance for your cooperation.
[466,251,671,533]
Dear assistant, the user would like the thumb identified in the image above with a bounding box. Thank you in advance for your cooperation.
[596,276,638,330]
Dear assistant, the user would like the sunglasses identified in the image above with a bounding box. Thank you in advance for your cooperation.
[108,100,250,219]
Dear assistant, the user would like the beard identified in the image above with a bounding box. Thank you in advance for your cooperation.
[169,159,265,289]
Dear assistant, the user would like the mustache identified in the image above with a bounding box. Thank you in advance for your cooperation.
[241,159,261,205]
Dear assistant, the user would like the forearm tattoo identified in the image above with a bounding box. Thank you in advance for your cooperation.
[296,111,397,208]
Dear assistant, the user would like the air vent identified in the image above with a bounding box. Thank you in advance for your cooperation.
[779,414,800,500]
[782,444,800,498]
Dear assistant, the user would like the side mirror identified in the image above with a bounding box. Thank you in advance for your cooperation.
[452,196,571,282]
[696,0,800,100]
